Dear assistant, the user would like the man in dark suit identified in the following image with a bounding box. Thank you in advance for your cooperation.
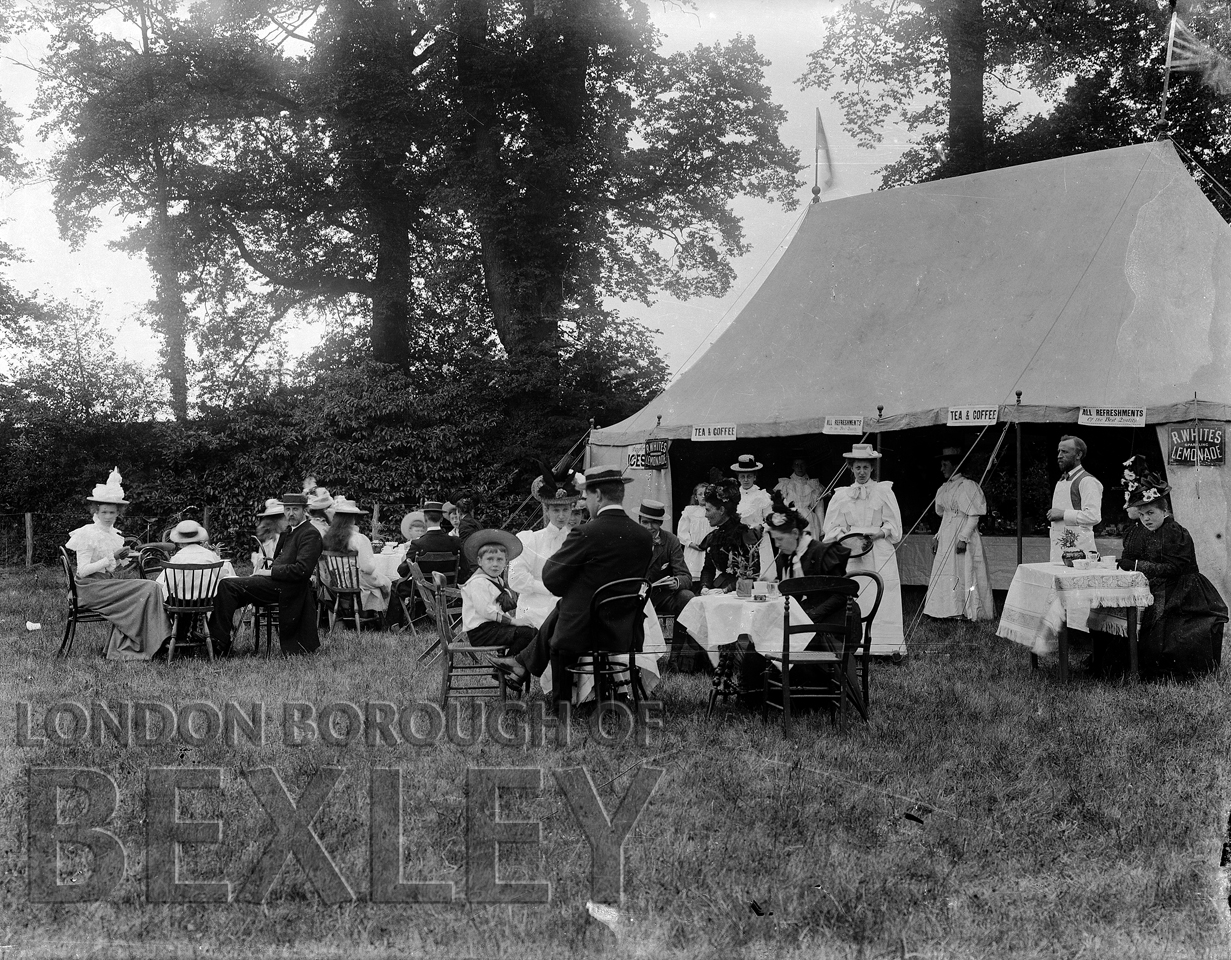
[208,492,324,655]
[401,500,461,581]
[453,496,482,580]
[492,466,652,701]
[638,499,694,617]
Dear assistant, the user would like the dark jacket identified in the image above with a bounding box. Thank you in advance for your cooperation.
[774,538,852,624]
[646,527,692,592]
[456,516,482,579]
[699,517,756,591]
[542,505,653,658]
[401,528,461,579]
[271,520,323,584]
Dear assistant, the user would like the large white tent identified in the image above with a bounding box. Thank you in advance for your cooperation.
[590,141,1231,599]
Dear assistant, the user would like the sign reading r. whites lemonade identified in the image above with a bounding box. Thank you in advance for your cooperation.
[1077,406,1146,427]
[691,423,737,442]
[1168,423,1225,466]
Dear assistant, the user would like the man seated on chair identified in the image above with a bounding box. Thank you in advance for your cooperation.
[637,499,695,619]
[208,492,323,656]
[491,465,653,703]
[460,529,538,656]
[402,499,460,580]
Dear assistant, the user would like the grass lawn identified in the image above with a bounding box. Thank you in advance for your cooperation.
[1,565,1229,959]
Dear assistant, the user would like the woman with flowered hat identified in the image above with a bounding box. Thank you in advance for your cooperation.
[323,498,391,613]
[766,499,852,623]
[64,467,170,660]
[1102,471,1228,678]
[508,458,583,627]
[697,478,759,593]
[822,443,906,656]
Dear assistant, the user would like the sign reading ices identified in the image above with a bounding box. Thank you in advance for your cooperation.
[1077,406,1146,427]
[821,417,864,435]
[946,406,999,427]
[691,423,737,442]
[1168,423,1225,466]
[627,439,670,470]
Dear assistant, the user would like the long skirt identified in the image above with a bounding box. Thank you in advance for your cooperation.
[359,569,392,612]
[847,540,906,656]
[78,575,170,661]
[923,523,995,621]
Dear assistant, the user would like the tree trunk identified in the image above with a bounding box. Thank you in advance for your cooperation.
[366,177,413,370]
[938,0,986,178]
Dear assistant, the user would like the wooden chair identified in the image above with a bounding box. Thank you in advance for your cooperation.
[138,544,173,579]
[162,562,224,662]
[845,570,884,711]
[415,550,459,585]
[762,576,865,737]
[432,571,515,704]
[250,535,274,570]
[568,578,650,705]
[321,550,364,633]
[57,546,109,657]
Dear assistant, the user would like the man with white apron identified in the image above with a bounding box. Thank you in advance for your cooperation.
[1048,435,1103,563]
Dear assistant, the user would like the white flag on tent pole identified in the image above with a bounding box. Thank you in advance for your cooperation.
[815,108,835,192]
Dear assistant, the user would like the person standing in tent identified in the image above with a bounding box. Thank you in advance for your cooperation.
[823,443,906,656]
[677,482,714,581]
[732,454,775,576]
[775,455,826,540]
[1047,436,1103,564]
[924,447,994,621]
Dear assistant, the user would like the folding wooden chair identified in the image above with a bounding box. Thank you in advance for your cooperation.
[568,578,651,705]
[432,571,516,704]
[57,546,109,657]
[762,576,865,737]
[162,562,224,662]
[321,550,364,633]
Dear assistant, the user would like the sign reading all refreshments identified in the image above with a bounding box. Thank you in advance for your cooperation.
[1077,406,1146,427]
[946,406,999,427]
[691,423,736,442]
[822,416,864,435]
[1168,422,1226,466]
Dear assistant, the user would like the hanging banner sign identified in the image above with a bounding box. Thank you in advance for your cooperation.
[1077,406,1146,427]
[1168,422,1225,466]
[626,443,647,470]
[691,423,737,442]
[946,406,999,427]
[822,417,864,435]
[643,437,670,469]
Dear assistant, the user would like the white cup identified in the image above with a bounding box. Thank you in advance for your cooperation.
[752,581,769,599]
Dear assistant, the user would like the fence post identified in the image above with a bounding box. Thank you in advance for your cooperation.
[25,512,33,567]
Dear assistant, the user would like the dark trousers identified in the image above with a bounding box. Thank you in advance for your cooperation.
[209,576,320,655]
[467,620,537,657]
[514,609,578,702]
[650,586,695,618]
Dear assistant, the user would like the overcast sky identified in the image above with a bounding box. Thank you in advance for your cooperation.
[0,0,913,376]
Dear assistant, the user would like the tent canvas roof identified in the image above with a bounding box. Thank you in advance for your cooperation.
[592,141,1231,446]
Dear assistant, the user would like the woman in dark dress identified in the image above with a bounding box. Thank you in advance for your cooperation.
[1109,476,1227,679]
[698,479,760,592]
[766,500,852,625]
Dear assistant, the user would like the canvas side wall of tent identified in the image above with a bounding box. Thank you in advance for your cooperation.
[590,141,1231,604]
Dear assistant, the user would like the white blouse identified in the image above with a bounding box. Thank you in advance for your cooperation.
[65,520,127,577]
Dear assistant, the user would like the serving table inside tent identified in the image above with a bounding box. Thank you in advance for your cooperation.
[895,535,1124,590]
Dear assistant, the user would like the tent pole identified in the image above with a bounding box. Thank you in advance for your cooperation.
[1015,391,1023,565]
[875,405,883,481]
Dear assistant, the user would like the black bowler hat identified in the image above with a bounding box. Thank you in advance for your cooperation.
[280,492,309,506]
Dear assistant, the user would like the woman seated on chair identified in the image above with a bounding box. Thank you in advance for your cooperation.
[460,529,538,656]
[323,498,391,612]
[765,498,852,626]
[251,499,286,571]
[65,467,170,660]
[698,479,760,594]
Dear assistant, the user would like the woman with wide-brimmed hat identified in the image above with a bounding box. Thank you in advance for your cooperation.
[251,498,286,571]
[822,443,906,656]
[508,458,583,627]
[323,498,391,613]
[924,447,994,622]
[64,467,170,660]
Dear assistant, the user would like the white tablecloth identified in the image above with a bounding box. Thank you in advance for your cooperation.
[676,593,815,666]
[996,562,1153,655]
[372,550,406,584]
[896,535,1125,590]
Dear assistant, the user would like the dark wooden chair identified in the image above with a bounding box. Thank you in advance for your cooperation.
[567,578,650,705]
[162,561,224,662]
[321,550,364,633]
[57,546,109,657]
[138,544,173,579]
[846,570,884,711]
[431,571,516,704]
[250,535,274,570]
[762,576,865,736]
[415,550,459,585]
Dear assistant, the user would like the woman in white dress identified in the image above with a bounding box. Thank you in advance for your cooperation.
[731,454,775,577]
[251,498,286,571]
[775,457,826,540]
[823,443,906,657]
[323,498,391,611]
[508,461,582,628]
[676,482,713,580]
[924,447,995,621]
[65,467,170,660]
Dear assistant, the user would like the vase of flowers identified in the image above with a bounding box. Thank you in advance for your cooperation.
[727,540,760,595]
[1059,529,1084,567]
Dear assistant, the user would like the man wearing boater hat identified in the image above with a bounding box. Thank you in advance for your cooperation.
[208,491,324,655]
[637,499,694,618]
[492,465,653,702]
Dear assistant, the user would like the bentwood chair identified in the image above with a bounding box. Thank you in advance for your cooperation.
[568,578,651,705]
[432,571,517,704]
[845,570,884,711]
[763,576,865,737]
[57,546,109,657]
[321,550,364,633]
[162,561,224,662]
